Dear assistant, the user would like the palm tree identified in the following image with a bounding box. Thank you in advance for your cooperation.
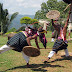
[0,3,18,34]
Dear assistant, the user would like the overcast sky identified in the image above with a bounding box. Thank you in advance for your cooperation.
[0,0,61,15]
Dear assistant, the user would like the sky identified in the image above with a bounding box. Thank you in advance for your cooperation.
[0,0,61,15]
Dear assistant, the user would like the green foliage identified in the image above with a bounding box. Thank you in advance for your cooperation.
[20,16,31,26]
[7,28,16,32]
[20,16,40,28]
[0,3,9,34]
[30,19,39,28]
[34,0,70,31]
[10,12,18,22]
[0,3,18,34]
[30,19,38,23]
[16,26,25,32]
[34,0,68,19]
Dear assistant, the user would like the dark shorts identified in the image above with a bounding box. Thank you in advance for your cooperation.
[52,39,68,53]
[7,32,29,52]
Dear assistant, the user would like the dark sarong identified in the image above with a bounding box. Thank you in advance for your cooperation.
[52,39,68,53]
[7,32,29,52]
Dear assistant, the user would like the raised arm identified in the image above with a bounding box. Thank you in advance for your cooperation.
[63,5,71,30]
[51,19,59,31]
[63,5,71,38]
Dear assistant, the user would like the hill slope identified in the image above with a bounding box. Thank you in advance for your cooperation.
[8,14,34,30]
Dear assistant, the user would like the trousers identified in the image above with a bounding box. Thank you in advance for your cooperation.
[0,44,30,63]
[48,49,69,58]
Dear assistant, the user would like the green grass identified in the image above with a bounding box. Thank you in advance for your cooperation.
[0,31,72,72]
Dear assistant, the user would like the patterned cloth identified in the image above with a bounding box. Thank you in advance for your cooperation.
[7,32,29,52]
[52,39,68,53]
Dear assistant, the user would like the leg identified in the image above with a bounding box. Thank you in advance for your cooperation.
[48,51,56,58]
[43,51,55,63]
[64,48,69,57]
[51,38,55,42]
[0,44,13,54]
[21,51,30,67]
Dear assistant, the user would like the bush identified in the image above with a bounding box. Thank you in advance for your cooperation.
[16,26,25,32]
[8,28,16,32]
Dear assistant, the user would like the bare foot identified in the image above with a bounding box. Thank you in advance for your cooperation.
[27,63,31,68]
[42,58,50,63]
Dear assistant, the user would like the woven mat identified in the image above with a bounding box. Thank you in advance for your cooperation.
[23,46,40,57]
[46,10,60,19]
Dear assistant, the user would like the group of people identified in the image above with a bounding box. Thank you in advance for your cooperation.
[0,24,47,67]
[0,6,71,67]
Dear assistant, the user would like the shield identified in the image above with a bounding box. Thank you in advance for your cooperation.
[22,46,40,57]
[46,10,60,19]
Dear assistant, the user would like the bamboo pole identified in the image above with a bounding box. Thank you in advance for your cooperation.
[67,3,72,40]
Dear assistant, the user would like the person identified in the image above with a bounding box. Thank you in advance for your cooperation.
[38,27,47,49]
[51,30,58,42]
[0,27,40,67]
[51,20,59,42]
[43,7,71,63]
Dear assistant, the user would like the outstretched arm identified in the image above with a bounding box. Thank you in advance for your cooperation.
[26,34,40,49]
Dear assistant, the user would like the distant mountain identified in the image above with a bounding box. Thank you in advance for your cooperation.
[8,14,35,30]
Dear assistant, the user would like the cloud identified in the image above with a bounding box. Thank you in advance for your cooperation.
[0,0,55,15]
[16,0,24,2]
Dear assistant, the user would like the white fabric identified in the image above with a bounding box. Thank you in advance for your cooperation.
[0,44,30,63]
[28,29,31,34]
[48,49,69,58]
[43,22,47,31]
[21,51,30,63]
[64,49,69,57]
[51,38,55,42]
[48,51,55,58]
[0,44,13,54]
[37,31,39,35]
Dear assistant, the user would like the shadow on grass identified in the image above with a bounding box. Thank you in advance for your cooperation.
[0,63,64,72]
[49,55,72,63]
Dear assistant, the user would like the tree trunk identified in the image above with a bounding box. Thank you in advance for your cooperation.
[68,3,72,39]
[1,22,3,35]
[68,4,72,32]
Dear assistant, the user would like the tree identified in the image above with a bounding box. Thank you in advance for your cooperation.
[0,3,18,34]
[34,0,68,19]
[3,12,18,33]
[34,10,42,19]
[20,16,31,26]
[30,19,39,28]
[0,3,8,34]
[20,16,39,28]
